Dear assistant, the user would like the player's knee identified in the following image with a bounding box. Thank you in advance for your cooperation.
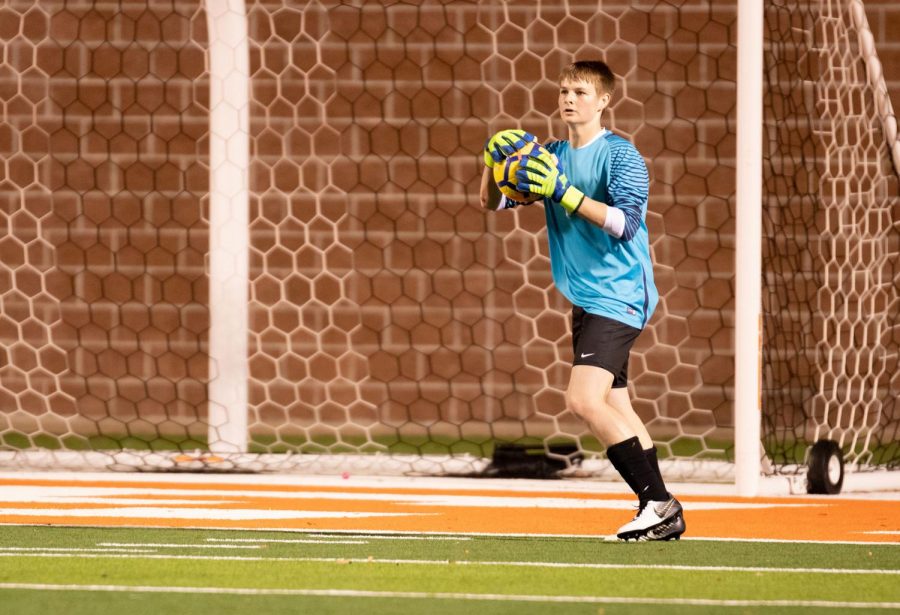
[566,391,606,422]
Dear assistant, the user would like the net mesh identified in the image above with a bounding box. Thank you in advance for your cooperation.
[0,0,896,478]
[0,1,211,460]
[242,0,737,476]
[762,0,900,471]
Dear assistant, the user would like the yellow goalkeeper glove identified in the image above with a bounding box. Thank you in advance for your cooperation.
[515,152,585,214]
[483,129,538,168]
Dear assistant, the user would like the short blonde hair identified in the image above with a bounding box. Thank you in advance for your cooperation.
[558,60,616,97]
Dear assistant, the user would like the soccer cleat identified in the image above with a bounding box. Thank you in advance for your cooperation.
[641,512,685,541]
[616,495,685,542]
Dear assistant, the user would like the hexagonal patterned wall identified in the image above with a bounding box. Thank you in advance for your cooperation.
[0,1,210,455]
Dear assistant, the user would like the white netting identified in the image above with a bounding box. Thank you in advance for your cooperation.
[0,1,211,455]
[762,0,899,471]
[238,0,737,478]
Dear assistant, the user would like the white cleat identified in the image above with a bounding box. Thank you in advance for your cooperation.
[616,496,685,542]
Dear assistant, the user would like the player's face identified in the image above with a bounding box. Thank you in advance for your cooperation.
[558,78,610,126]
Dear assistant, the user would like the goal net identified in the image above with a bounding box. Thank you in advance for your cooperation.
[0,0,897,485]
[762,0,899,476]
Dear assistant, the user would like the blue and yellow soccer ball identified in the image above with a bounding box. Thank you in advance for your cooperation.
[493,141,548,204]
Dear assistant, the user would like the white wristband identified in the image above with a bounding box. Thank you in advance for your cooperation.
[602,206,625,238]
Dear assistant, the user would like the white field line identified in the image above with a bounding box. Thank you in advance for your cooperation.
[97,543,261,549]
[205,538,370,545]
[204,536,472,543]
[0,551,896,575]
[0,547,155,553]
[0,508,426,521]
[0,583,897,609]
[0,486,825,510]
[202,528,895,546]
[0,554,279,561]
[1,522,897,546]
[0,472,644,493]
[204,534,898,548]
[0,498,239,506]
[863,531,900,535]
[7,470,900,499]
[685,536,900,546]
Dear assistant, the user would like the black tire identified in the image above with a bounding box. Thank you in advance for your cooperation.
[806,439,844,494]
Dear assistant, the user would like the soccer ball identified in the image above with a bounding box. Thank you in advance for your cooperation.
[493,141,548,204]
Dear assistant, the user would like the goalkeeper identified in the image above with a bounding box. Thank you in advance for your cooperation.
[479,60,684,541]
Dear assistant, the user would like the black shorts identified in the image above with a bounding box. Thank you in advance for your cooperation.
[571,306,642,389]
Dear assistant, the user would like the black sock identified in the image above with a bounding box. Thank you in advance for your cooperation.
[644,446,664,484]
[606,439,641,494]
[606,437,668,504]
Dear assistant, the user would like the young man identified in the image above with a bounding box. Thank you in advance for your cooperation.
[479,60,685,541]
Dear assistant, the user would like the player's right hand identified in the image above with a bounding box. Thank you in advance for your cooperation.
[483,129,537,168]
[515,152,585,214]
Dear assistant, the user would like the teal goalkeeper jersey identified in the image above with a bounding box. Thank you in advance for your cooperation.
[544,131,658,329]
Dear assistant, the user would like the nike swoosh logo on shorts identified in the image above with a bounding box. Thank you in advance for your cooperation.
[580,353,595,358]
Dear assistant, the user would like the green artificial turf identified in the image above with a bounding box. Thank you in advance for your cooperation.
[0,526,897,614]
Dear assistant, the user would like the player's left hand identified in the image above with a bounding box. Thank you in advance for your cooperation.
[515,153,585,214]
[483,129,538,168]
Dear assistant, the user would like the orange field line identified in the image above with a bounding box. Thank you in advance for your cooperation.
[1,477,898,543]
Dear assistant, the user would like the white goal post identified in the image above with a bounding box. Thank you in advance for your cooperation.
[734,0,764,497]
[848,0,900,174]
[206,0,250,454]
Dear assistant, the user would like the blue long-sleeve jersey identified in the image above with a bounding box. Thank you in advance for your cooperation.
[544,131,658,329]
